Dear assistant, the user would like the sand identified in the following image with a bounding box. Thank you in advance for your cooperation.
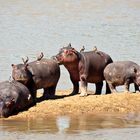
[6,90,140,120]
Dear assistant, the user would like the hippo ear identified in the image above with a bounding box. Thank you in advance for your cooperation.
[22,56,29,64]
[68,43,71,47]
[71,48,77,53]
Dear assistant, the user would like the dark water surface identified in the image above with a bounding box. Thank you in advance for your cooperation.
[0,0,140,139]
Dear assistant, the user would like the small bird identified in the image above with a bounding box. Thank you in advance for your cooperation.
[80,46,85,52]
[93,46,97,52]
[93,46,104,57]
[9,76,12,83]
[37,52,44,61]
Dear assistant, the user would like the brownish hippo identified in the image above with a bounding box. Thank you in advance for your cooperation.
[53,43,113,96]
[104,61,140,93]
[12,54,60,103]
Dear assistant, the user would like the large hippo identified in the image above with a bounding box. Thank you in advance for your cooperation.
[53,43,113,96]
[12,53,60,103]
[104,61,140,93]
[0,80,33,118]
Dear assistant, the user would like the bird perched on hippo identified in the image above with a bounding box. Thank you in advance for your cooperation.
[53,43,113,96]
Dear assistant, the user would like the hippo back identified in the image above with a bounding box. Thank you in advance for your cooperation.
[81,51,113,82]
[27,58,60,89]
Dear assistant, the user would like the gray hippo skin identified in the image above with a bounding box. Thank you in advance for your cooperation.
[0,80,33,118]
[104,61,140,93]
[53,43,113,96]
[12,56,60,103]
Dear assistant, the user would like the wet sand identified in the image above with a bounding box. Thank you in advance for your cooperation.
[7,90,140,120]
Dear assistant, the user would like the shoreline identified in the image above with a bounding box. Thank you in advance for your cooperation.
[5,90,140,120]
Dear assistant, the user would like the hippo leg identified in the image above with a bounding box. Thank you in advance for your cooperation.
[134,83,139,93]
[29,88,37,105]
[106,82,111,94]
[124,79,130,93]
[27,82,37,105]
[108,83,117,93]
[70,78,79,95]
[43,86,56,99]
[95,81,103,95]
[80,81,87,96]
[48,86,57,98]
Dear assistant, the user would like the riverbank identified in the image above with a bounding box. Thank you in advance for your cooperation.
[8,90,140,120]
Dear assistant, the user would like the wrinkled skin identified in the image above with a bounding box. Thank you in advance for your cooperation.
[104,61,140,93]
[0,80,33,118]
[12,58,60,103]
[53,44,113,96]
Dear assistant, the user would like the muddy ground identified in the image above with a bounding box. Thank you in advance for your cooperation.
[6,89,140,120]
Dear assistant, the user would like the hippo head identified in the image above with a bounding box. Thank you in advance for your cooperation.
[0,97,16,118]
[11,57,32,85]
[53,43,79,65]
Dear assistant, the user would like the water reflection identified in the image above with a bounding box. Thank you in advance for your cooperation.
[0,114,140,134]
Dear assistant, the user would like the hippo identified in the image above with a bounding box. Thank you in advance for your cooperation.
[12,53,60,103]
[53,43,113,96]
[104,61,140,93]
[0,80,33,118]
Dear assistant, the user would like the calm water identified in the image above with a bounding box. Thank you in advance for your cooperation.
[0,0,140,139]
[1,113,140,140]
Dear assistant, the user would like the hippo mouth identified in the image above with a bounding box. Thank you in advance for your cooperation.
[15,78,28,84]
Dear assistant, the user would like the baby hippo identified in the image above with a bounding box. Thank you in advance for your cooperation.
[104,61,140,93]
[0,80,33,118]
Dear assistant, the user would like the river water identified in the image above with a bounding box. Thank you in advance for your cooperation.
[1,113,140,140]
[0,0,140,139]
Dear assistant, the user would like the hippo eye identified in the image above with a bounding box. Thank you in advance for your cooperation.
[11,64,17,69]
[11,64,14,67]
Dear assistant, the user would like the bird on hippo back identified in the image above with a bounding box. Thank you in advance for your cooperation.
[53,43,113,96]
